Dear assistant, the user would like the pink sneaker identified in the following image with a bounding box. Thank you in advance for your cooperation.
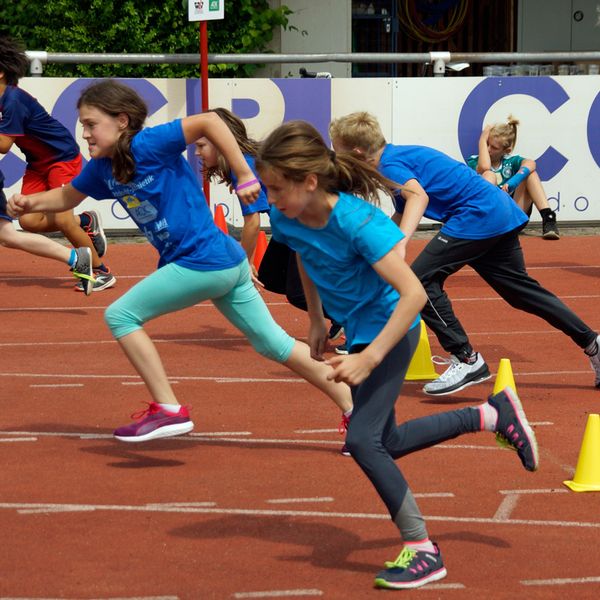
[113,402,194,442]
[339,413,351,457]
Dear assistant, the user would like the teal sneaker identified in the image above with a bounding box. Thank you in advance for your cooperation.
[374,544,447,589]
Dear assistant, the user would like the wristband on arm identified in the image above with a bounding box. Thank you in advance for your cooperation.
[505,166,531,194]
[235,178,259,193]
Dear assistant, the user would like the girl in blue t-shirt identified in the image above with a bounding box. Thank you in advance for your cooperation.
[7,79,352,442]
[256,119,538,591]
[194,107,270,274]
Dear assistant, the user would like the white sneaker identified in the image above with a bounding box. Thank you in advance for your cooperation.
[423,353,491,396]
[585,334,600,388]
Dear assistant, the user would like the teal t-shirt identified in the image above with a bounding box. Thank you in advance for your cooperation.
[467,154,524,187]
[270,191,420,349]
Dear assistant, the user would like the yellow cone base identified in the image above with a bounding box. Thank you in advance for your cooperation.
[493,358,517,396]
[563,414,600,493]
[405,321,438,381]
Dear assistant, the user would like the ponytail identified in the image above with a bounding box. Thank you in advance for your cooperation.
[257,120,402,204]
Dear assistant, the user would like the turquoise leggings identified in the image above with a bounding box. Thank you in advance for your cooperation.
[104,260,295,362]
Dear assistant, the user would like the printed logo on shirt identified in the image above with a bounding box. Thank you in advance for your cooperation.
[502,165,514,180]
[123,194,141,208]
[129,200,158,224]
[154,217,171,241]
[436,235,449,243]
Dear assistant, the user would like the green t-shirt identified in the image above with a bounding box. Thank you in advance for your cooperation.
[467,154,524,186]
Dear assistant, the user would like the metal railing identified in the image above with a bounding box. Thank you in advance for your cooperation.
[25,50,600,76]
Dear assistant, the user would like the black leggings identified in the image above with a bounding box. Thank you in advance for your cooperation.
[346,326,481,519]
[411,228,597,356]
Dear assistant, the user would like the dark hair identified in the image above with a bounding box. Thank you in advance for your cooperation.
[0,36,28,85]
[256,120,401,205]
[77,80,148,183]
[203,107,259,187]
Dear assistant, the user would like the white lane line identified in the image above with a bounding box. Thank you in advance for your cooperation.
[233,591,323,598]
[189,432,252,437]
[0,502,598,529]
[499,488,568,495]
[0,437,37,442]
[521,576,600,586]
[0,431,512,452]
[1,369,595,383]
[0,328,592,349]
[30,383,84,388]
[267,497,334,504]
[0,301,289,313]
[0,430,520,453]
[294,429,337,434]
[415,493,455,498]
[493,494,519,520]
[145,502,217,508]
[417,583,466,589]
[0,372,313,384]
[19,506,97,514]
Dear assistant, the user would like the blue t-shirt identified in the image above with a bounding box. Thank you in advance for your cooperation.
[0,85,79,172]
[270,192,420,348]
[379,144,528,239]
[72,119,246,271]
[230,155,270,217]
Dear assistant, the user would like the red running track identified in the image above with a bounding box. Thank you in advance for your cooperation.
[1,233,599,599]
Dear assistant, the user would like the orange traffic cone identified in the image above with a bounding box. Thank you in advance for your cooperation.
[214,204,228,234]
[253,230,268,271]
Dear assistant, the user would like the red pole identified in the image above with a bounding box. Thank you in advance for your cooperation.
[200,20,210,204]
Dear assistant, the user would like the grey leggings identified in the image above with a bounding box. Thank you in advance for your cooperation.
[345,325,480,539]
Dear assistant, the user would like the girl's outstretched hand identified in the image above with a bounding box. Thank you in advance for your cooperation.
[325,352,378,385]
[7,194,28,218]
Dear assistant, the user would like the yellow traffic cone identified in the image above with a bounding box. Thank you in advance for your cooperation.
[564,414,600,492]
[406,321,438,381]
[493,358,517,395]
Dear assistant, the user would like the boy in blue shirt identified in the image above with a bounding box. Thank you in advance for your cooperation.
[329,112,600,394]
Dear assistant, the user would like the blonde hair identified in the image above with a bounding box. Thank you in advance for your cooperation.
[204,107,260,187]
[490,115,520,151]
[329,112,387,157]
[256,120,400,205]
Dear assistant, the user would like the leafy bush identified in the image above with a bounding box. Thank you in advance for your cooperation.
[1,0,293,78]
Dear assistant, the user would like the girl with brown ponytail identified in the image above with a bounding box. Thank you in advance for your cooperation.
[256,120,538,591]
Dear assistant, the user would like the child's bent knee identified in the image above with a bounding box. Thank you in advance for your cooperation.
[251,331,294,363]
[104,302,141,339]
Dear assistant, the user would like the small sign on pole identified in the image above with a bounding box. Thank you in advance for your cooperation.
[188,0,224,22]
